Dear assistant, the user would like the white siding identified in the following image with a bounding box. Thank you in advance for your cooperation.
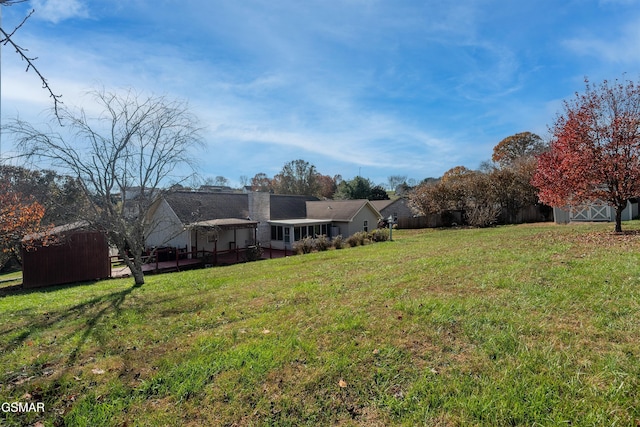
[145,199,189,248]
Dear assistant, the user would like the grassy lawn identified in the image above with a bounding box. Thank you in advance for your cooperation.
[0,271,22,287]
[1,222,639,426]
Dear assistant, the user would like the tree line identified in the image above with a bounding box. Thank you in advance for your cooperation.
[4,0,640,284]
[408,132,548,227]
[247,161,390,201]
[3,75,640,284]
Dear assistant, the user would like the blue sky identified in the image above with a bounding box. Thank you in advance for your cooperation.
[2,0,639,187]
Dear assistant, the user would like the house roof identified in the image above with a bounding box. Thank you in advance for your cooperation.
[369,199,395,211]
[305,199,381,222]
[269,218,332,226]
[162,191,249,224]
[270,194,319,220]
[370,198,412,215]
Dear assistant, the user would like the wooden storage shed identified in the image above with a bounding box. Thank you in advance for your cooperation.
[22,222,111,288]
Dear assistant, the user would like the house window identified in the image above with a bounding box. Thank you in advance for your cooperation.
[314,225,321,236]
[363,220,368,232]
[284,227,290,243]
[271,225,284,241]
[294,227,301,241]
[321,224,328,236]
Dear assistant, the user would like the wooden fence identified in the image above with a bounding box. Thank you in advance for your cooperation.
[397,205,552,229]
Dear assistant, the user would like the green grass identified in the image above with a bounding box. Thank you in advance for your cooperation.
[1,222,640,426]
[0,271,22,287]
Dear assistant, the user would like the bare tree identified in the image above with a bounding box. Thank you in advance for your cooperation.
[7,88,203,285]
[387,175,407,191]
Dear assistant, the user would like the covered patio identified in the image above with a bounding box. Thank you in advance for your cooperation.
[188,218,259,265]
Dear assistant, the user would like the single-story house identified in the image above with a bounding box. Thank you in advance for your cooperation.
[553,199,639,224]
[145,191,321,256]
[146,191,382,252]
[370,198,415,227]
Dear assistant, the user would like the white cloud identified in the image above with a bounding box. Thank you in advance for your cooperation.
[31,0,89,24]
[563,17,640,64]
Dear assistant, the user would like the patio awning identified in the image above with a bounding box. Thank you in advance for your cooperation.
[268,218,332,226]
[188,218,258,230]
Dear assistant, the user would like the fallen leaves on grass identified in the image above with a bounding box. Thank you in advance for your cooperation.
[543,229,640,249]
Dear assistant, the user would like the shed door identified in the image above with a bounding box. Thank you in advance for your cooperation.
[570,204,610,221]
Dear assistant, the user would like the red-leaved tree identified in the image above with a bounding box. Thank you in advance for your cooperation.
[0,183,46,267]
[533,77,640,232]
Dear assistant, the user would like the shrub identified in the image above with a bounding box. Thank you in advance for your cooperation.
[293,237,314,254]
[244,245,263,262]
[466,204,501,228]
[369,228,389,242]
[315,235,331,251]
[346,231,368,247]
[345,234,359,247]
[332,235,344,249]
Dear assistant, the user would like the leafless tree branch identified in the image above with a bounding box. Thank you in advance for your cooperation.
[1,5,63,121]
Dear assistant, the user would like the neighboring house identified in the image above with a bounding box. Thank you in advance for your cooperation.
[553,199,639,224]
[268,199,382,250]
[370,198,415,227]
[370,198,466,229]
[22,222,111,288]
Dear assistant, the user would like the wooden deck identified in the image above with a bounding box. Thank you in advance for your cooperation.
[110,246,294,279]
[111,258,203,278]
[142,258,204,273]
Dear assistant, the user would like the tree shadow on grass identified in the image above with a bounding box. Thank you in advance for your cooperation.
[0,280,179,367]
[1,275,215,425]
